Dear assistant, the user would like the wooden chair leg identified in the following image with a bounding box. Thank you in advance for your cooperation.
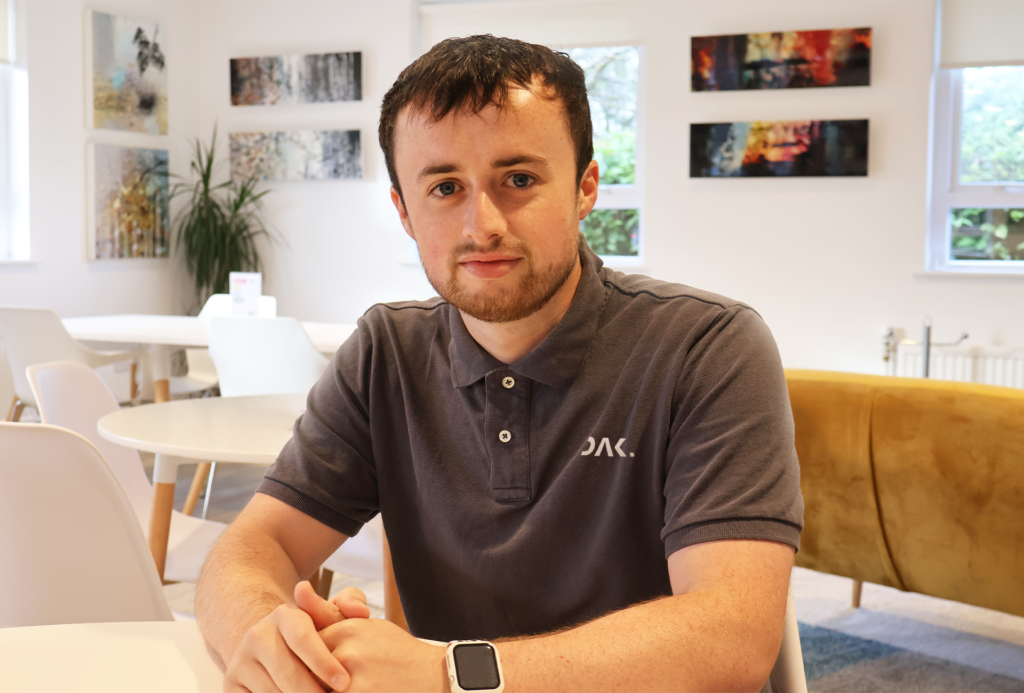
[317,568,333,600]
[308,567,321,595]
[182,462,212,517]
[130,362,138,400]
[383,529,410,632]
[7,396,25,422]
[852,579,864,608]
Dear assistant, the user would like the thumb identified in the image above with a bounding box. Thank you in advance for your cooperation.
[294,580,343,631]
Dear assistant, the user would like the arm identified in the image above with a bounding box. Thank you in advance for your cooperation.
[195,493,371,692]
[317,538,794,693]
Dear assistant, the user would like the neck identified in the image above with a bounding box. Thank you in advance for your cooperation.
[462,258,582,365]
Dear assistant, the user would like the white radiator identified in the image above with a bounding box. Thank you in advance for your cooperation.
[888,344,1024,389]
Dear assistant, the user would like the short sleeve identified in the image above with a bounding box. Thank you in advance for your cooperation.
[257,318,380,537]
[661,306,804,557]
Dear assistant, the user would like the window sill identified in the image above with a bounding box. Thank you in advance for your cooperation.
[914,270,1024,278]
[0,258,38,266]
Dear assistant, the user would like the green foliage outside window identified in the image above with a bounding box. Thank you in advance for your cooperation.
[960,67,1024,183]
[582,209,640,256]
[950,207,1024,261]
[569,46,638,185]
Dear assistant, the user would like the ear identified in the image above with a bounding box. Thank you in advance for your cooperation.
[390,186,415,240]
[577,159,600,220]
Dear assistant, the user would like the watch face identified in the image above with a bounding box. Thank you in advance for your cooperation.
[452,643,500,691]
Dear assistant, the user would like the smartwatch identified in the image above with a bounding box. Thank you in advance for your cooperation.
[445,640,505,693]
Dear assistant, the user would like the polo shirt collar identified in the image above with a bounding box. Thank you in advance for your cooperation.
[448,235,608,389]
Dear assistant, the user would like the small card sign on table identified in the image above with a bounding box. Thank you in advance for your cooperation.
[229,272,262,317]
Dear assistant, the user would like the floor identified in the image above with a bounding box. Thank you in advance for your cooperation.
[149,454,1024,683]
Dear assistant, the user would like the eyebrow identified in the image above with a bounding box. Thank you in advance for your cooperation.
[416,154,551,181]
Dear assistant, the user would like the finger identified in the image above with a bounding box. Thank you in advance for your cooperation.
[330,587,371,620]
[231,661,281,693]
[279,609,351,692]
[295,580,343,631]
[251,630,328,693]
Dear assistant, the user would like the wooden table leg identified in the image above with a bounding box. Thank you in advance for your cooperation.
[154,379,170,403]
[182,462,212,517]
[149,453,179,582]
[149,344,171,404]
[130,362,139,400]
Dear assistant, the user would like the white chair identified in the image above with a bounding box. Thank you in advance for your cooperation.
[169,293,278,397]
[26,360,226,583]
[209,316,328,397]
[0,306,148,420]
[0,421,173,626]
[770,588,808,692]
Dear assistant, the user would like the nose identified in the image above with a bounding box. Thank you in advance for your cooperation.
[462,191,506,247]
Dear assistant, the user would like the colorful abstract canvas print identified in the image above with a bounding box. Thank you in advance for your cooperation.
[692,28,871,91]
[230,52,362,106]
[87,144,170,259]
[229,130,362,182]
[88,11,168,133]
[690,120,869,177]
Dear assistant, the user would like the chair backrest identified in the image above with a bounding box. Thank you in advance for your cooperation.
[0,421,172,626]
[209,317,329,397]
[26,361,154,526]
[198,293,277,319]
[787,369,1024,618]
[0,306,90,408]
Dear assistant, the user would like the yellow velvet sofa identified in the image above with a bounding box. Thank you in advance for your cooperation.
[786,369,1024,618]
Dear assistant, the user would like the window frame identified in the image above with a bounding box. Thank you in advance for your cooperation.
[927,67,1024,273]
[565,42,645,266]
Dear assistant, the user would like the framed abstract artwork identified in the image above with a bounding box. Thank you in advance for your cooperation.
[86,143,170,259]
[86,11,168,134]
[690,120,869,177]
[229,130,362,182]
[692,28,871,91]
[230,52,362,105]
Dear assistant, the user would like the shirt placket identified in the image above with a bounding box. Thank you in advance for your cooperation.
[484,368,531,502]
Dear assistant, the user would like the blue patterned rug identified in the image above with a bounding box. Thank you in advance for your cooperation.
[800,620,1024,691]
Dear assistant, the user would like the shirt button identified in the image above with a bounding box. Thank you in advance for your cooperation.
[498,430,512,443]
[502,376,515,389]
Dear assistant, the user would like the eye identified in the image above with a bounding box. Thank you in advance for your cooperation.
[435,181,457,196]
[508,173,534,188]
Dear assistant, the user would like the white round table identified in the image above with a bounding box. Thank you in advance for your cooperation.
[0,621,223,692]
[98,394,306,580]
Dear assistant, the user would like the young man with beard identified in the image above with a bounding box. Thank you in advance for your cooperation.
[196,35,803,693]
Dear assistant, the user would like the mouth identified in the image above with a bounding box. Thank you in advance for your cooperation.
[457,254,522,279]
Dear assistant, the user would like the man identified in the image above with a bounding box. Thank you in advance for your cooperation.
[197,35,803,693]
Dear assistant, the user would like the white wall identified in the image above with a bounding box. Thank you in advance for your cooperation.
[422,0,1024,374]
[195,0,435,323]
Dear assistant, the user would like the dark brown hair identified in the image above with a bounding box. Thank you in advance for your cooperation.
[379,35,593,200]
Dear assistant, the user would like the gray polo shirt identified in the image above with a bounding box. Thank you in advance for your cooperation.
[259,237,803,642]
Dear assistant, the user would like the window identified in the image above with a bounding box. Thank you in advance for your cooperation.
[0,0,28,261]
[568,46,643,262]
[929,66,1024,271]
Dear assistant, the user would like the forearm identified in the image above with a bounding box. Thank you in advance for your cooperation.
[195,524,304,664]
[497,588,784,693]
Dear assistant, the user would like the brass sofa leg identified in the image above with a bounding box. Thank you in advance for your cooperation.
[852,579,864,608]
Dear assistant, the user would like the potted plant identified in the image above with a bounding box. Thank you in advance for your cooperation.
[172,126,273,312]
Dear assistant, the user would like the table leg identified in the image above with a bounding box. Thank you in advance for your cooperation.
[182,462,212,516]
[150,453,180,582]
[149,344,171,403]
[383,529,409,631]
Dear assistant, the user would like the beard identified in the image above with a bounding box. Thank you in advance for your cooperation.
[419,228,579,324]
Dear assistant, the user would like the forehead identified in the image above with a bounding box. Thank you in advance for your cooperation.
[392,86,574,171]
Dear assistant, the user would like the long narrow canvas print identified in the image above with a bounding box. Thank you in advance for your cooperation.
[692,28,871,91]
[88,11,168,133]
[230,52,362,105]
[87,144,170,259]
[229,130,362,182]
[690,120,869,177]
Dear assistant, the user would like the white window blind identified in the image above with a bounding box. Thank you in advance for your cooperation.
[940,0,1024,68]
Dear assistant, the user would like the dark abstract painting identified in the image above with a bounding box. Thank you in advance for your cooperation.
[692,28,871,91]
[230,52,362,105]
[690,120,869,177]
[229,130,362,182]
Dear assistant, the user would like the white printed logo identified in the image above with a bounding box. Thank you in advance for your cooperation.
[580,437,634,458]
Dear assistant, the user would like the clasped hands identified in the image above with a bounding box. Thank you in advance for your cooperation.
[222,581,447,693]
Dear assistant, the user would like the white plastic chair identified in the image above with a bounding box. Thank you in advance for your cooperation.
[169,294,278,397]
[209,316,329,397]
[0,305,148,420]
[769,588,808,692]
[26,360,226,583]
[0,421,173,626]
